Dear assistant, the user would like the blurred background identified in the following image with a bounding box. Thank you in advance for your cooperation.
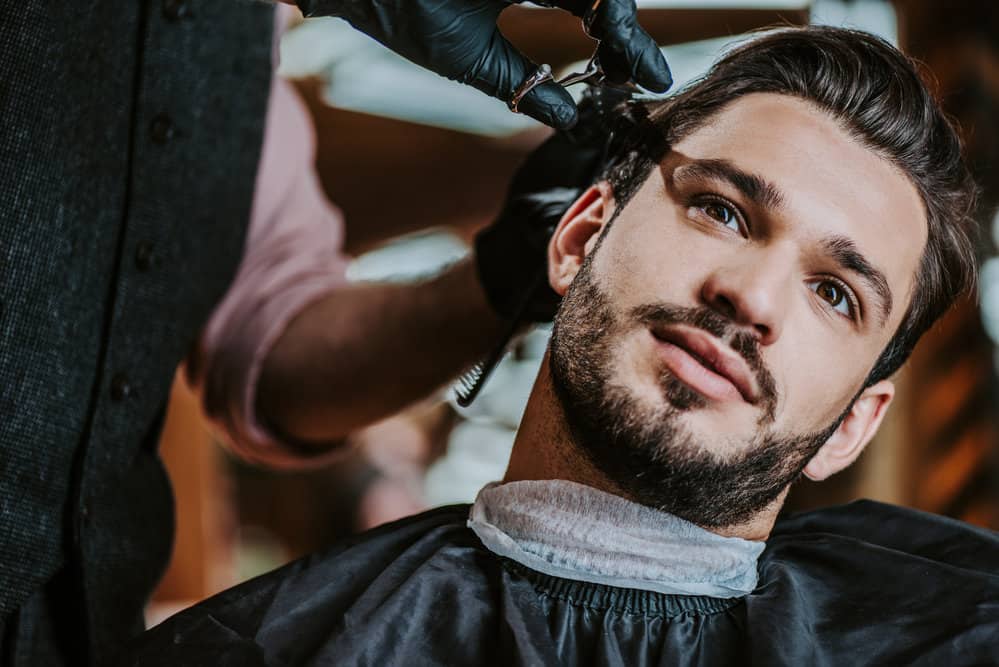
[147,0,999,624]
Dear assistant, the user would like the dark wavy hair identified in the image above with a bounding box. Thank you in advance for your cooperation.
[600,25,979,387]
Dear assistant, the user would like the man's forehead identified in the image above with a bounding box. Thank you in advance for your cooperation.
[659,92,927,330]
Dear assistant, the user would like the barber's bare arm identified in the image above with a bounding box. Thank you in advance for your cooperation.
[256,97,615,450]
[255,260,504,447]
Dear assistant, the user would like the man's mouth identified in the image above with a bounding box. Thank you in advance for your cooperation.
[649,325,761,405]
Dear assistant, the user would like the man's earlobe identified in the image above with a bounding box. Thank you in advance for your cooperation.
[548,183,614,296]
[803,380,895,481]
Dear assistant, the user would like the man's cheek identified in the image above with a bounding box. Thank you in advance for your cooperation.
[612,236,709,305]
[776,343,853,427]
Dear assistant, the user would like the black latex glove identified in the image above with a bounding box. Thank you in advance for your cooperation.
[475,88,642,322]
[294,0,672,129]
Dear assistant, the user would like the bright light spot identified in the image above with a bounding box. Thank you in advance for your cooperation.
[980,257,999,345]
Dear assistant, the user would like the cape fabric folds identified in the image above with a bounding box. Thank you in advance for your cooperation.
[130,500,999,666]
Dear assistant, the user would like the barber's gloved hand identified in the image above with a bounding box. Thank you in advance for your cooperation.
[475,88,637,322]
[294,0,671,129]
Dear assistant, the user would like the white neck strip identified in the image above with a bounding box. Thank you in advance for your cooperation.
[467,480,764,598]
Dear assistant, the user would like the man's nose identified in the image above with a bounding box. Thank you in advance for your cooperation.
[699,246,794,346]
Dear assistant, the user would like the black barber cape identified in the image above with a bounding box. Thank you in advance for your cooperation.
[131,500,999,666]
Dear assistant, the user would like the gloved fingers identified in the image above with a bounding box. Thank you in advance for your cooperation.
[518,80,580,130]
[587,0,672,92]
[469,28,580,129]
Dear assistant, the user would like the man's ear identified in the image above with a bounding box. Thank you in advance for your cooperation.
[803,380,895,481]
[548,182,614,296]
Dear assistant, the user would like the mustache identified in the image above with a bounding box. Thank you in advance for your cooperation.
[632,304,778,420]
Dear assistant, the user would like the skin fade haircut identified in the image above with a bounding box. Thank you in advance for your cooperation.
[601,26,978,388]
[548,26,979,528]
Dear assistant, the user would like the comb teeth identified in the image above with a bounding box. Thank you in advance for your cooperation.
[454,361,490,408]
[454,322,515,407]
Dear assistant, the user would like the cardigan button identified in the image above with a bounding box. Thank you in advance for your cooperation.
[135,241,157,272]
[163,0,192,21]
[150,114,176,145]
[110,374,133,402]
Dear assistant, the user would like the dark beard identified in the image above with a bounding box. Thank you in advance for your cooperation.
[548,255,850,529]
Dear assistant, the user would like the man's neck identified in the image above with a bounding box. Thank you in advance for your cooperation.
[503,356,611,492]
[503,353,782,542]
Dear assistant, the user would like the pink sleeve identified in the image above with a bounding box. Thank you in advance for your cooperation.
[190,26,352,468]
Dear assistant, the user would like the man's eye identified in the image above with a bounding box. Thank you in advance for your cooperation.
[812,279,855,318]
[697,201,739,231]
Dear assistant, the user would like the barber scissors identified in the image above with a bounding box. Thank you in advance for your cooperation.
[509,50,639,113]
[508,0,639,113]
[509,54,601,111]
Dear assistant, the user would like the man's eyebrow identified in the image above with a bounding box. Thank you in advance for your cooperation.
[671,158,894,327]
[671,158,786,213]
[821,236,894,327]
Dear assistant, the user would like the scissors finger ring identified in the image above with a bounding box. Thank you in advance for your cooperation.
[508,63,555,113]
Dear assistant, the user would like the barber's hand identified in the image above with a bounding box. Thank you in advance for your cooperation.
[475,89,636,321]
[294,0,671,129]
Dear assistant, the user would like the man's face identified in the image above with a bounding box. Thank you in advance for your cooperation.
[549,93,926,527]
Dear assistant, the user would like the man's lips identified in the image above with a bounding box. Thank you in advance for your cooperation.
[649,325,761,405]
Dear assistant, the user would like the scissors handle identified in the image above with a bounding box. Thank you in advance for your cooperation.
[556,53,602,88]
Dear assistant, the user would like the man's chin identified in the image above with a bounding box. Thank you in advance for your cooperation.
[659,374,709,411]
[630,379,765,446]
[626,363,714,415]
[628,357,768,420]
